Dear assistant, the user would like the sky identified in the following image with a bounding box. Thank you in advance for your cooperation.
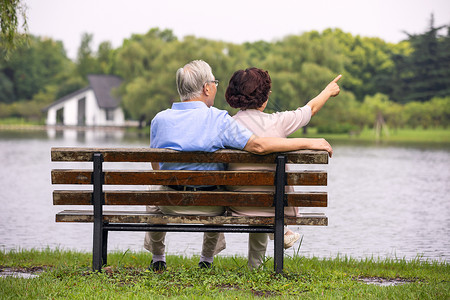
[25,0,450,60]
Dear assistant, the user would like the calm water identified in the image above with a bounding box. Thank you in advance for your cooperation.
[0,128,449,262]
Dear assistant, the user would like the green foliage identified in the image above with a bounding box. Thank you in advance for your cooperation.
[0,34,76,121]
[311,91,362,133]
[308,92,450,135]
[76,33,99,78]
[53,76,86,100]
[403,97,450,129]
[0,35,70,102]
[75,33,118,79]
[0,71,14,102]
[243,40,273,65]
[97,41,116,74]
[0,30,120,120]
[320,28,405,101]
[0,0,28,58]
[262,32,345,111]
[393,15,450,102]
[2,17,449,130]
[115,30,250,121]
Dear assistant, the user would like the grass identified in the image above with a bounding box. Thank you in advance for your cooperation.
[1,249,449,299]
[0,117,43,126]
[290,127,450,145]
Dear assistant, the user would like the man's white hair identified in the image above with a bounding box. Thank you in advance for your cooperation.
[176,60,214,101]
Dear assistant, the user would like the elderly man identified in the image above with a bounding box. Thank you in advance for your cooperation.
[145,60,332,271]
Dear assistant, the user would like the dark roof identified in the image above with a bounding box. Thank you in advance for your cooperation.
[88,74,123,109]
[43,75,123,111]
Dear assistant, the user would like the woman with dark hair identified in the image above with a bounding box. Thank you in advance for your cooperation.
[225,67,341,269]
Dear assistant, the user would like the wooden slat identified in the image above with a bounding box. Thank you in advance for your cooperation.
[56,210,328,226]
[54,190,91,205]
[51,148,328,164]
[53,190,327,207]
[51,170,327,186]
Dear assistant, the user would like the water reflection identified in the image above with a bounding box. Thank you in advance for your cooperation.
[0,129,449,262]
[46,127,126,142]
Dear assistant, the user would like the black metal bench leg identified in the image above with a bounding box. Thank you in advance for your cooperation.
[93,221,103,272]
[274,155,286,274]
[274,220,284,274]
[92,153,104,272]
[102,229,108,266]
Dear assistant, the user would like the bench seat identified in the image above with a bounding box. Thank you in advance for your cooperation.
[56,210,328,226]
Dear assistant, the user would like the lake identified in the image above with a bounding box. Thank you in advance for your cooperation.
[0,128,449,262]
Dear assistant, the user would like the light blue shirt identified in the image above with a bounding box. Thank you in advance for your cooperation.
[150,101,253,171]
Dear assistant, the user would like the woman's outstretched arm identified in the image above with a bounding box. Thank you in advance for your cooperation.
[307,74,342,116]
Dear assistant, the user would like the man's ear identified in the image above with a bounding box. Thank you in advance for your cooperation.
[203,83,210,96]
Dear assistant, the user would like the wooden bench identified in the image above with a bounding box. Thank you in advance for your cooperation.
[51,147,328,273]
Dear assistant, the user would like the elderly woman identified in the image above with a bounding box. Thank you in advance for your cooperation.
[225,67,341,269]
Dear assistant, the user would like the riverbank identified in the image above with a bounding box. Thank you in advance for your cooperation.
[2,122,448,146]
[291,127,450,145]
[1,249,448,299]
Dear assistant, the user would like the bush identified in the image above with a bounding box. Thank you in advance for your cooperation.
[316,122,358,134]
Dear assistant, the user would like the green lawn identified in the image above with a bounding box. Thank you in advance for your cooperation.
[291,127,450,145]
[1,249,449,299]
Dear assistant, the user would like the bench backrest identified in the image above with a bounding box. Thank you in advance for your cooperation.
[51,147,328,209]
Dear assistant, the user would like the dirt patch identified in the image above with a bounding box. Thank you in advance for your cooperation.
[0,266,46,279]
[357,276,417,286]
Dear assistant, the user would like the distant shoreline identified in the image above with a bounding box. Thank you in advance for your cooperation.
[0,124,134,132]
[291,127,450,145]
[1,124,449,145]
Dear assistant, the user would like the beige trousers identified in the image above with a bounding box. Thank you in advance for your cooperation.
[248,227,290,269]
[143,185,226,257]
[248,233,269,269]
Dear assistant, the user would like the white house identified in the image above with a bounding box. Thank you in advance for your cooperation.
[44,75,125,126]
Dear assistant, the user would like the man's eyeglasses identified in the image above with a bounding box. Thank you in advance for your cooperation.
[206,80,219,87]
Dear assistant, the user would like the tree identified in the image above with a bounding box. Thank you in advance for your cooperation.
[0,35,71,102]
[76,33,100,78]
[0,0,28,58]
[260,32,345,113]
[309,91,362,134]
[115,29,248,120]
[96,41,116,74]
[395,15,450,102]
[115,28,181,120]
[243,40,272,66]
[0,72,14,102]
[320,29,404,101]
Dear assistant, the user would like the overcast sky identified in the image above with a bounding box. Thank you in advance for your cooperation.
[25,0,450,60]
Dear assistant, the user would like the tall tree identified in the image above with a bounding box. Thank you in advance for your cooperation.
[76,33,99,78]
[0,35,70,102]
[0,0,28,58]
[97,41,115,74]
[397,15,450,102]
[320,29,404,101]
[260,32,345,112]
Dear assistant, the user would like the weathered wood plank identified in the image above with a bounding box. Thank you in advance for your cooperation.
[54,190,91,205]
[55,210,328,226]
[51,170,327,186]
[51,148,328,164]
[53,190,327,207]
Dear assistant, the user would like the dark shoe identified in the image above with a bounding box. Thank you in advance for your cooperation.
[198,261,213,269]
[149,260,166,271]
